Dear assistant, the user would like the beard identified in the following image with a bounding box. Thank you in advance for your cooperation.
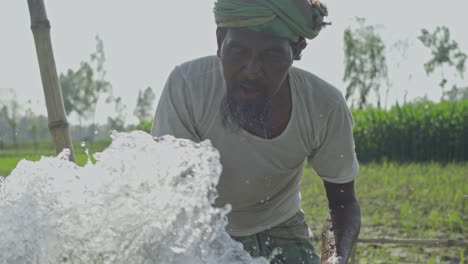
[220,90,273,137]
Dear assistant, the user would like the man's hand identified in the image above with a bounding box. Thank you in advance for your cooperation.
[321,180,361,264]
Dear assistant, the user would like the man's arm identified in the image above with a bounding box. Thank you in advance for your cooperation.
[321,180,361,264]
[306,96,360,262]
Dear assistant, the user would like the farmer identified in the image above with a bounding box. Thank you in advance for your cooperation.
[151,0,361,263]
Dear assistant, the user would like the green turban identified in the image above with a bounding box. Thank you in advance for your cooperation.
[213,0,330,42]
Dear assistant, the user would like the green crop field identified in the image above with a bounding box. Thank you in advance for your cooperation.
[302,162,467,263]
[352,100,468,163]
[0,141,466,263]
[0,139,111,176]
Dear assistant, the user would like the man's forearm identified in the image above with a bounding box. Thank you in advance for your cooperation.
[322,199,361,263]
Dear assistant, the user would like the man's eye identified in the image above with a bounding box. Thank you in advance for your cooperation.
[229,46,245,54]
[265,50,286,58]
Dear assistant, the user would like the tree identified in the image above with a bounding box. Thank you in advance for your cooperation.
[24,104,40,150]
[0,98,20,148]
[133,86,155,123]
[107,96,127,131]
[444,85,468,101]
[343,17,389,109]
[59,35,112,139]
[418,26,467,100]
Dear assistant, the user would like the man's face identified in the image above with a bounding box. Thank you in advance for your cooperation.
[217,28,294,105]
[217,28,294,134]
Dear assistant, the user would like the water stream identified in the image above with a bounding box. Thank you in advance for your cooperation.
[0,131,268,264]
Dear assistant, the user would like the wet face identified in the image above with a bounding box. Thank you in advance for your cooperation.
[217,28,294,105]
[217,28,295,133]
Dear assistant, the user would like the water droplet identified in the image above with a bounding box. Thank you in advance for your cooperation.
[170,246,185,253]
[265,241,270,246]
[245,180,250,184]
[340,155,344,158]
[260,199,265,204]
[80,142,86,147]
[94,130,99,135]
[319,114,323,118]
[340,189,344,193]
[85,149,91,163]
[340,205,345,208]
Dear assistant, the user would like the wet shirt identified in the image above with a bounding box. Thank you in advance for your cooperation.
[151,56,359,236]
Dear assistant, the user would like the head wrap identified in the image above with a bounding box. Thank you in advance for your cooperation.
[213,0,330,42]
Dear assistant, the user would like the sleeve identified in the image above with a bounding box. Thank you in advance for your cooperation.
[308,99,359,184]
[150,66,201,142]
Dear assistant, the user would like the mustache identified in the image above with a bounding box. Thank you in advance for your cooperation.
[238,79,268,91]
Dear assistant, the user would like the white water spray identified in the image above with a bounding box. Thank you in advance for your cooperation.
[0,131,267,264]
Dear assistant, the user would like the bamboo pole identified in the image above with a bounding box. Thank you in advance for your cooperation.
[349,244,358,264]
[320,216,339,263]
[27,0,75,162]
[356,238,468,247]
[314,236,468,247]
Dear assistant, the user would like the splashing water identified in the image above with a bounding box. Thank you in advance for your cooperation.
[0,131,267,264]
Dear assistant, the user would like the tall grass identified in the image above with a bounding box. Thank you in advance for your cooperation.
[353,100,468,163]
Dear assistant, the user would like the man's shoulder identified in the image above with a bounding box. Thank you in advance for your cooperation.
[177,56,222,80]
[290,66,344,106]
[166,56,224,128]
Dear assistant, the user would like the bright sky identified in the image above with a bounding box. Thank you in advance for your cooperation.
[1,0,467,124]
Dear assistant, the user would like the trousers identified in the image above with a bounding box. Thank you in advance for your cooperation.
[231,211,320,264]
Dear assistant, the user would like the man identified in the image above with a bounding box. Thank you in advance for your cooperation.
[151,0,361,263]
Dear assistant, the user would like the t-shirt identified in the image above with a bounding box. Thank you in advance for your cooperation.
[151,56,359,236]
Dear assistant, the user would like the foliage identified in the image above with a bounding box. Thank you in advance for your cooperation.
[106,97,127,131]
[444,85,468,101]
[59,35,112,124]
[23,107,40,149]
[352,99,468,163]
[343,17,389,109]
[418,26,467,99]
[134,87,156,123]
[302,162,467,263]
[0,96,20,148]
[129,120,152,133]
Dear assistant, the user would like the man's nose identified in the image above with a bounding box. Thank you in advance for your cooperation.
[243,57,263,79]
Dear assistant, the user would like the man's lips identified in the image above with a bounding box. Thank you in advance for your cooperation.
[238,81,264,97]
[240,84,261,97]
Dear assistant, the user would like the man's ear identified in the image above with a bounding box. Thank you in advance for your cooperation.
[216,28,226,57]
[292,37,307,60]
